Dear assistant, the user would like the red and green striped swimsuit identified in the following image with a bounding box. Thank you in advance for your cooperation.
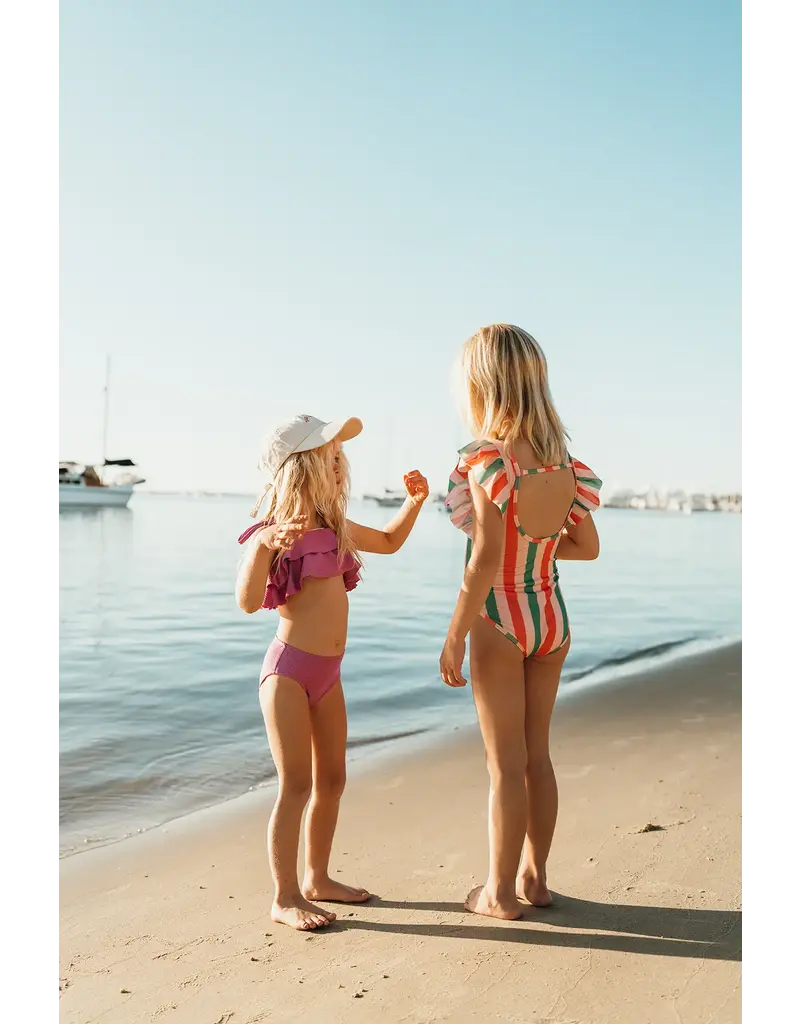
[446,441,602,658]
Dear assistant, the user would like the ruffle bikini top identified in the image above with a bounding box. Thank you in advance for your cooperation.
[237,523,360,610]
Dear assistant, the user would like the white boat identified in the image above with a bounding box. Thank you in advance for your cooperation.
[59,358,145,509]
[364,489,406,508]
[59,460,145,508]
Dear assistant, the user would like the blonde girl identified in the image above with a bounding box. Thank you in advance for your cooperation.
[236,415,428,931]
[441,326,602,920]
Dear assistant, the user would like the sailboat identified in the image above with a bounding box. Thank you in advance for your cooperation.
[364,488,407,508]
[362,419,408,506]
[59,358,145,508]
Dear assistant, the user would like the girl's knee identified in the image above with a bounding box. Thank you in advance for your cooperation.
[526,752,553,778]
[487,750,527,787]
[278,772,313,805]
[313,767,347,800]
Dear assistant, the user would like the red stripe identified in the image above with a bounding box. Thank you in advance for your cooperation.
[537,538,559,654]
[503,491,527,649]
[488,470,507,503]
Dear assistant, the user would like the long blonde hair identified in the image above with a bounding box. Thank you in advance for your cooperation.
[459,324,570,464]
[259,441,360,566]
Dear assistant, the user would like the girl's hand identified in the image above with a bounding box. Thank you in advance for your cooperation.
[261,515,308,551]
[440,633,467,688]
[403,470,429,506]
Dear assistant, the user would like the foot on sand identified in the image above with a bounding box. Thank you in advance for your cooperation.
[516,873,554,908]
[464,884,523,920]
[302,877,372,904]
[271,896,336,931]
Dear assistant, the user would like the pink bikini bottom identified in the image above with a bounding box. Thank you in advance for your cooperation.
[260,638,343,707]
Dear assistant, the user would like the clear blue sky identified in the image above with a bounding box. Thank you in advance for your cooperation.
[60,0,741,497]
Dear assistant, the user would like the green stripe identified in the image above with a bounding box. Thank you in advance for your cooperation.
[485,588,501,627]
[554,583,569,637]
[522,464,569,475]
[576,474,602,488]
[476,457,504,487]
[525,541,542,653]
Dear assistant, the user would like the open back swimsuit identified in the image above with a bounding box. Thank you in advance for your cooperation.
[446,441,602,658]
[237,523,360,706]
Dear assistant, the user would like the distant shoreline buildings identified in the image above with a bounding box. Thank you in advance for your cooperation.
[602,490,741,514]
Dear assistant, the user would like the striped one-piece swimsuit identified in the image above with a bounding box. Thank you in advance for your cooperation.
[445,440,602,658]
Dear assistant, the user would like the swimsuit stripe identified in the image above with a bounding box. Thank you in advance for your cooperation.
[477,457,505,487]
[503,494,528,650]
[485,587,501,626]
[447,442,601,659]
[538,537,559,654]
[524,538,542,653]
[554,584,570,645]
[512,489,537,653]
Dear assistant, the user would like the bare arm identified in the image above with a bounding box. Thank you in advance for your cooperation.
[235,516,308,613]
[347,471,429,554]
[556,513,600,561]
[439,473,504,687]
[348,500,422,554]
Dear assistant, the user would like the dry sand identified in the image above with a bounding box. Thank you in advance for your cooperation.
[60,643,741,1024]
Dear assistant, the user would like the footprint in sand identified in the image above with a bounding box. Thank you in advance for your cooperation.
[560,764,595,779]
[413,852,465,877]
[375,776,405,791]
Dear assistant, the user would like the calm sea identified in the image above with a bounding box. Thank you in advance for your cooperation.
[59,495,741,854]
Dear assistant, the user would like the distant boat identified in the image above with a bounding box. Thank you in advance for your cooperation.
[59,460,145,508]
[364,488,406,508]
[59,357,145,509]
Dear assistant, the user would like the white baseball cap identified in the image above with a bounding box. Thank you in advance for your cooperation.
[250,414,363,517]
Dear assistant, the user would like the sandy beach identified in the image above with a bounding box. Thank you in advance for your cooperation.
[60,642,741,1024]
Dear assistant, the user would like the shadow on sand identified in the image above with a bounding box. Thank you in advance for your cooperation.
[333,894,741,962]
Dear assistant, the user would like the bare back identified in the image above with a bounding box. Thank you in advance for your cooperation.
[510,440,576,540]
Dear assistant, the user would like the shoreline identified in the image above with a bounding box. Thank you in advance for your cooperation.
[60,632,740,860]
[61,642,741,1023]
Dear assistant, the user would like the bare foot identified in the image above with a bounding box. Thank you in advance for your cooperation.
[464,884,523,920]
[271,896,337,931]
[516,874,554,907]
[302,876,372,904]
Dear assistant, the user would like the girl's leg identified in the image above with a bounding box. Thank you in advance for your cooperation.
[259,675,336,930]
[516,637,571,907]
[465,616,527,921]
[302,681,371,903]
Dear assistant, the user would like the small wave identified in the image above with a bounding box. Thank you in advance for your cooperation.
[561,634,740,694]
[564,636,702,683]
[347,727,429,751]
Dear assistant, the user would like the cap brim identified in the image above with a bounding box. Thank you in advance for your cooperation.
[321,417,363,445]
[292,416,363,455]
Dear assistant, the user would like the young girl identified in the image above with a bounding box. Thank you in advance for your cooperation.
[236,414,428,931]
[440,325,602,921]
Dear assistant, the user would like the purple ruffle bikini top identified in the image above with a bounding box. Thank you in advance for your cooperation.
[237,522,360,610]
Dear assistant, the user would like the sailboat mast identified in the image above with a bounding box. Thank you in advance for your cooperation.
[102,355,111,465]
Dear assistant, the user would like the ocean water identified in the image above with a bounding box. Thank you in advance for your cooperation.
[59,495,741,854]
